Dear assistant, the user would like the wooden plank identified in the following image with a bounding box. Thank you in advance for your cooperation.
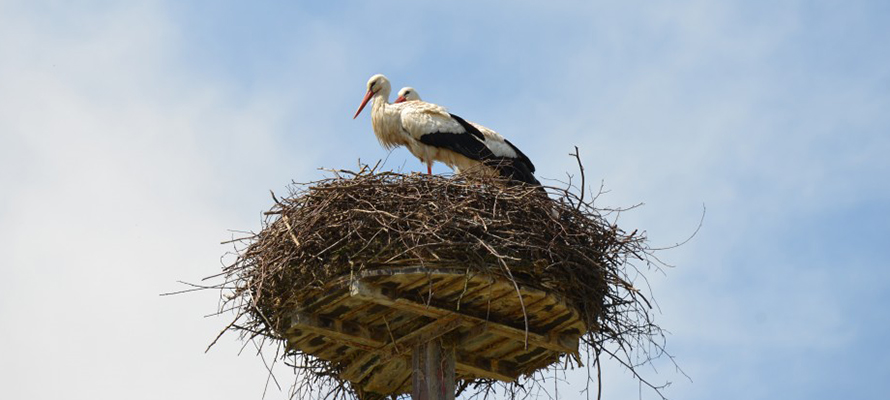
[287,268,587,389]
[315,296,363,318]
[483,284,534,320]
[536,301,587,334]
[299,286,348,314]
[362,268,586,333]
[350,281,571,352]
[283,329,313,353]
[516,349,561,376]
[509,292,549,323]
[412,344,430,400]
[402,271,586,338]
[406,273,462,304]
[455,351,518,382]
[454,324,507,354]
[392,316,461,350]
[432,271,476,298]
[455,279,514,311]
[466,335,517,360]
[412,341,455,400]
[339,316,463,383]
[290,333,330,354]
[527,297,572,329]
[341,352,380,383]
[376,315,463,364]
[389,272,432,291]
[349,279,578,354]
[497,341,552,366]
[290,311,386,352]
[458,282,524,323]
[359,269,496,305]
[290,311,460,361]
[390,274,430,292]
[365,353,410,394]
[357,267,580,318]
[336,300,377,321]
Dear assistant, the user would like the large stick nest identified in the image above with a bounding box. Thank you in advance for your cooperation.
[215,166,671,399]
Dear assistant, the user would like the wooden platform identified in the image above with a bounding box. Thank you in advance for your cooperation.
[284,266,588,396]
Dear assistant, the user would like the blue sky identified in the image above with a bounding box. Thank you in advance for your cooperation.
[1,1,888,399]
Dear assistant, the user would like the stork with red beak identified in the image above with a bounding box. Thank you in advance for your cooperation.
[395,87,419,103]
[352,75,411,159]
[354,75,539,186]
[390,86,539,185]
[353,75,438,173]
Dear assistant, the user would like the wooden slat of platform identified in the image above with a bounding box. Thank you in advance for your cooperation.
[355,269,584,334]
[291,313,462,359]
[354,318,461,379]
[291,309,561,388]
[447,278,515,312]
[455,324,503,353]
[290,311,385,352]
[341,352,381,383]
[284,267,588,395]
[365,354,409,394]
[288,311,462,389]
[456,351,517,382]
[348,279,578,354]
[299,286,348,314]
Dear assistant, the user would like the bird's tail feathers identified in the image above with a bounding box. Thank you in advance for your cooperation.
[486,158,544,192]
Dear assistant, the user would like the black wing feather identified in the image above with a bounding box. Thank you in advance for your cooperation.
[419,113,540,186]
[418,133,494,163]
[503,139,536,173]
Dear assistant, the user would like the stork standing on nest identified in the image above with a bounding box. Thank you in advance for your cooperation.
[393,86,539,185]
[354,75,539,185]
[352,75,418,167]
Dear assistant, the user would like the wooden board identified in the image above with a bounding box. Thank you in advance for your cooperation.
[283,266,587,397]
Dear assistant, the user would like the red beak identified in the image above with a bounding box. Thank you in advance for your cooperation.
[353,89,374,119]
[394,95,407,104]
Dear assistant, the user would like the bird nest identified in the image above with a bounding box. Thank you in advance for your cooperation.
[212,165,671,400]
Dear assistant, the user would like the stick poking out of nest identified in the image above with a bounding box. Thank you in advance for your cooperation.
[213,163,674,400]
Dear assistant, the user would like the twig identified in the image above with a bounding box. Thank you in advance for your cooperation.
[570,146,585,211]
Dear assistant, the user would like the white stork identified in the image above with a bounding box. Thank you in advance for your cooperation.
[354,74,539,185]
[394,87,420,103]
[353,75,438,173]
[390,85,539,186]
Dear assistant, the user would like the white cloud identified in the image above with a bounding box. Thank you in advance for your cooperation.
[0,3,309,398]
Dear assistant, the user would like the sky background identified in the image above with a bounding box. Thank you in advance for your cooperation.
[1,1,889,399]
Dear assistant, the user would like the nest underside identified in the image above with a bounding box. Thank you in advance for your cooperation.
[220,169,662,399]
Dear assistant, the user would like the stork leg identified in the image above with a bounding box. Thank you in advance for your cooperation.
[427,164,432,175]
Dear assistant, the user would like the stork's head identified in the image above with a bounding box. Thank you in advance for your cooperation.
[353,74,391,119]
[394,87,421,103]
